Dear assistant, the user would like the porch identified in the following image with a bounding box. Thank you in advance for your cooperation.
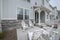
[33,6,51,26]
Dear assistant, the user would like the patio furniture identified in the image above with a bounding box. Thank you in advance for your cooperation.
[21,20,29,30]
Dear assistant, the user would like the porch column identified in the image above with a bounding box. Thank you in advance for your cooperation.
[45,11,47,24]
[38,9,41,25]
[23,9,25,20]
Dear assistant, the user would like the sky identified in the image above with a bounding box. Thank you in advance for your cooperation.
[49,0,60,10]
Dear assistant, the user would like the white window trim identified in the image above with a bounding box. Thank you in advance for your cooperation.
[16,6,32,20]
[16,7,33,25]
[1,18,17,20]
[1,0,2,20]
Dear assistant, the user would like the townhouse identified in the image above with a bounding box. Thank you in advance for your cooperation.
[0,0,58,31]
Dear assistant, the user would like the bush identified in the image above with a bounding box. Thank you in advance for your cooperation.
[0,32,5,39]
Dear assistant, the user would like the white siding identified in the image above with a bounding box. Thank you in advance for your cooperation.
[16,0,31,9]
[2,0,17,20]
[2,0,52,20]
[2,0,33,20]
[30,0,42,6]
[0,0,2,32]
[0,0,1,19]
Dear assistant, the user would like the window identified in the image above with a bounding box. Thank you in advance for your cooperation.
[47,15,48,19]
[52,15,54,17]
[50,15,54,20]
[35,2,37,5]
[17,8,23,20]
[47,13,49,19]
[25,9,29,20]
[17,8,29,20]
[46,0,49,2]
[42,0,44,5]
[50,15,51,20]
[56,16,58,19]
[27,0,30,2]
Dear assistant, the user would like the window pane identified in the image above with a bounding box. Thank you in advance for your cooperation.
[27,0,30,2]
[17,8,23,20]
[47,15,48,19]
[50,15,51,20]
[46,0,49,2]
[56,16,58,19]
[25,9,29,20]
[42,0,44,5]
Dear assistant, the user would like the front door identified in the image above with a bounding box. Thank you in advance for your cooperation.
[40,11,45,23]
[35,11,39,23]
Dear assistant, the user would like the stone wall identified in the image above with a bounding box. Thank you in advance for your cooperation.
[1,20,29,31]
[0,19,2,32]
[0,24,2,32]
[1,20,22,31]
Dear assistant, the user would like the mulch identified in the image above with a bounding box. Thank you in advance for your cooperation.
[0,29,17,40]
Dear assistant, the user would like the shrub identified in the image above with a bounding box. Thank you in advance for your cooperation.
[0,32,5,39]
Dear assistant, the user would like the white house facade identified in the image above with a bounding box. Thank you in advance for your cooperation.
[0,0,58,31]
[0,0,2,32]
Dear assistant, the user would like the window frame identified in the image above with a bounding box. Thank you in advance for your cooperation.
[42,0,44,5]
[17,8,23,20]
[27,0,30,2]
[25,9,29,20]
[17,7,30,20]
